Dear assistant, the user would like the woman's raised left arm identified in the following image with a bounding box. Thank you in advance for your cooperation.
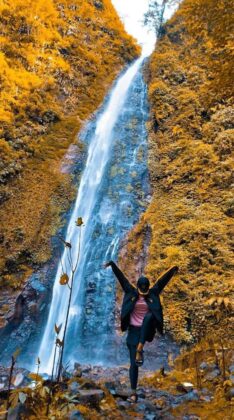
[151,265,179,294]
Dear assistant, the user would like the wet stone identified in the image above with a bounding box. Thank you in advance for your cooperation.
[104,380,118,390]
[140,399,159,412]
[199,395,212,402]
[204,363,218,371]
[145,415,159,420]
[117,400,129,410]
[176,382,194,393]
[13,373,25,387]
[81,365,91,374]
[204,368,220,381]
[112,389,129,399]
[69,410,83,420]
[176,390,199,404]
[138,390,146,399]
[199,362,208,370]
[77,389,104,404]
[137,402,147,410]
[69,381,81,393]
[229,364,234,374]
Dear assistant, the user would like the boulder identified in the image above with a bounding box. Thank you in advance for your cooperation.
[69,381,81,394]
[69,410,83,419]
[13,373,25,387]
[205,368,220,381]
[77,389,104,404]
[229,364,234,374]
[176,382,194,393]
[199,395,212,402]
[117,400,129,410]
[81,365,91,374]
[199,362,208,370]
[110,389,129,399]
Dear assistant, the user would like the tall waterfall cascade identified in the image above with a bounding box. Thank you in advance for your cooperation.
[38,53,150,373]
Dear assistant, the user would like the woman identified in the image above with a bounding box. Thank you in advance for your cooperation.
[104,260,179,403]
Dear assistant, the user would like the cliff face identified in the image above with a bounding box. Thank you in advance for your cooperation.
[0,0,139,300]
[120,0,233,343]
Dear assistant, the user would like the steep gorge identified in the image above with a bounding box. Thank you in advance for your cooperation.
[120,0,233,344]
[0,0,139,326]
[0,1,233,417]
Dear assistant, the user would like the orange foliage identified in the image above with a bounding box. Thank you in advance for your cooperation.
[0,0,140,296]
[122,0,233,344]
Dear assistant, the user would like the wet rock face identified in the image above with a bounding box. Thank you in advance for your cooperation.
[8,295,25,325]
[141,0,234,345]
[4,283,41,328]
[0,145,86,363]
[0,62,152,368]
[0,267,58,363]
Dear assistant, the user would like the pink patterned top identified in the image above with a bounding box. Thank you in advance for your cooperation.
[130,295,150,327]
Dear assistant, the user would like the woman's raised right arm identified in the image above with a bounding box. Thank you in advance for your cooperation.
[104,261,133,293]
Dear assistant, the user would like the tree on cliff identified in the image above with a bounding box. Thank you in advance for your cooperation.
[144,0,180,37]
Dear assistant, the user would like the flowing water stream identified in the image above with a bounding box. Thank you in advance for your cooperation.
[38,54,151,373]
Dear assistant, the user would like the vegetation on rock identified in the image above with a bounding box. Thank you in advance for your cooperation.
[120,0,233,344]
[0,0,139,311]
[141,336,234,419]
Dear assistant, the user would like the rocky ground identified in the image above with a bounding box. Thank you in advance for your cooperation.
[0,342,233,419]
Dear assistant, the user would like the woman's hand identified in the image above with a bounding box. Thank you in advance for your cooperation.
[103,261,111,269]
[173,265,179,273]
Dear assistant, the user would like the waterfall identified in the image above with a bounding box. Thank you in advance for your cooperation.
[38,53,149,373]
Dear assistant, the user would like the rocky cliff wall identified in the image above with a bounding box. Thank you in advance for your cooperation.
[119,0,233,344]
[0,0,139,326]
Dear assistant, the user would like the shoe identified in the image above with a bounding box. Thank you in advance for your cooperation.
[127,393,138,403]
[135,349,144,366]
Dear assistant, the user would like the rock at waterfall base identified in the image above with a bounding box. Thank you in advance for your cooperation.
[77,389,105,404]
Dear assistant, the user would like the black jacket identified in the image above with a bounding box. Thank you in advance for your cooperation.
[109,261,178,339]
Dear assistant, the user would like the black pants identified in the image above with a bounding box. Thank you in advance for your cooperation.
[126,312,156,390]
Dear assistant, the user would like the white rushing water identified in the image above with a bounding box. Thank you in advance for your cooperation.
[38,54,146,373]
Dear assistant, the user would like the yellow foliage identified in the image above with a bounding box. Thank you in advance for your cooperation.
[0,0,140,296]
[122,0,233,344]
